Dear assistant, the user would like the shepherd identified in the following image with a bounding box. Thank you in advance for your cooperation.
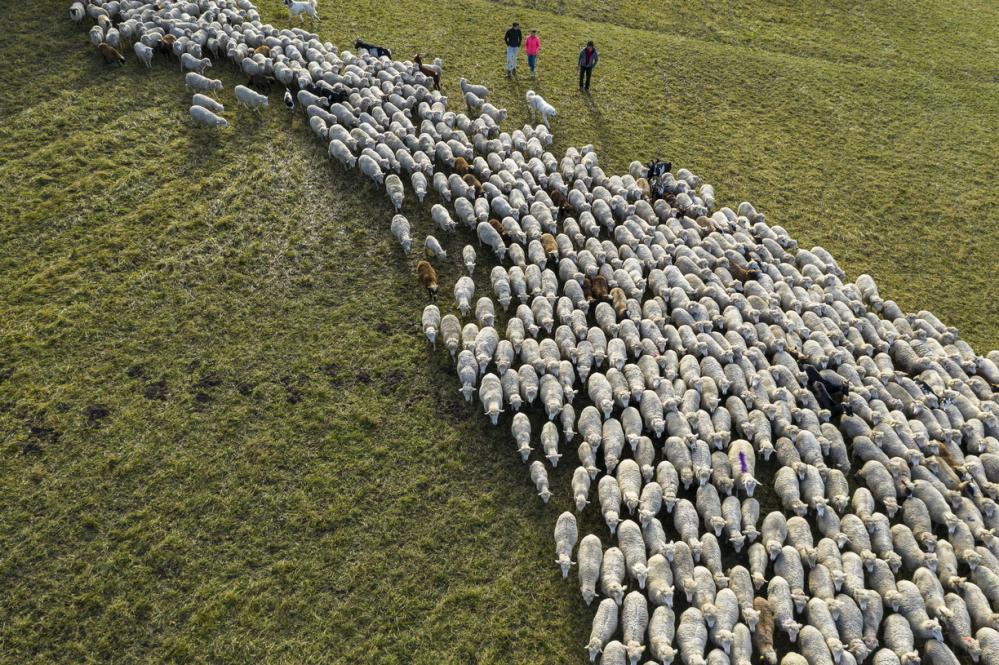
[578,40,598,92]
[504,21,522,78]
[525,29,541,78]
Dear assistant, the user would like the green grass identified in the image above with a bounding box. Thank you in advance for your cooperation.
[0,0,996,663]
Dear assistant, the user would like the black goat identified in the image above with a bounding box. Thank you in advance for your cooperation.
[355,38,391,59]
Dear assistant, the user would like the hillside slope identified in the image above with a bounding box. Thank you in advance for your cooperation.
[0,1,996,663]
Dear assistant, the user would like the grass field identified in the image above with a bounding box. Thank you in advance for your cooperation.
[0,0,996,663]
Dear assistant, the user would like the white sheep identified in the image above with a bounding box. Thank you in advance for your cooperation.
[453,276,475,316]
[358,154,384,186]
[180,53,212,74]
[389,215,411,253]
[421,304,440,348]
[69,2,85,23]
[511,412,532,462]
[587,598,619,661]
[578,533,602,605]
[191,94,224,114]
[677,607,709,665]
[622,590,649,664]
[617,519,648,589]
[554,511,577,579]
[188,105,228,129]
[601,546,627,606]
[328,139,357,169]
[459,77,489,99]
[478,373,503,424]
[185,73,223,94]
[599,475,622,535]
[233,85,269,113]
[649,605,677,665]
[385,174,404,211]
[133,42,154,68]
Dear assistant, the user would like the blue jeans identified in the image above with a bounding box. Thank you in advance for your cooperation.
[527,54,537,73]
[506,46,518,72]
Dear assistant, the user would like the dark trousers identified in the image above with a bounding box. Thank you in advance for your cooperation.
[578,66,593,90]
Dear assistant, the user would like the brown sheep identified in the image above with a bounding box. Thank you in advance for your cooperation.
[610,287,627,318]
[416,260,438,299]
[751,597,777,665]
[453,156,470,176]
[462,174,483,198]
[97,43,125,65]
[583,277,593,303]
[254,44,271,57]
[590,275,609,302]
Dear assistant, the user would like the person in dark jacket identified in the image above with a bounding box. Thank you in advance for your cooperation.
[504,22,522,78]
[577,41,598,91]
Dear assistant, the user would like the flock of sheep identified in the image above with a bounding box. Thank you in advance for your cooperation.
[68,1,999,664]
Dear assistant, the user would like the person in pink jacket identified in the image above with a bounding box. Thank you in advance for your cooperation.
[525,29,540,77]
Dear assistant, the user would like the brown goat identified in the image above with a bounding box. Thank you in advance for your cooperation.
[752,597,777,665]
[550,189,571,212]
[97,43,125,65]
[453,156,470,176]
[157,34,176,57]
[412,54,440,90]
[590,275,609,302]
[488,218,507,240]
[416,260,438,299]
[254,44,271,57]
[729,261,760,284]
[582,277,593,303]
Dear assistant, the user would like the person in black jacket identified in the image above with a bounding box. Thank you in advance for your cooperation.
[504,22,522,78]
[578,41,598,91]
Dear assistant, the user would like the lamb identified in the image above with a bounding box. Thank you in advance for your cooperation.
[424,235,447,261]
[601,546,627,606]
[189,105,228,128]
[587,598,619,661]
[180,53,212,74]
[529,461,552,503]
[622,590,649,664]
[348,150,383,185]
[578,534,602,605]
[554,511,577,579]
[526,90,557,127]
